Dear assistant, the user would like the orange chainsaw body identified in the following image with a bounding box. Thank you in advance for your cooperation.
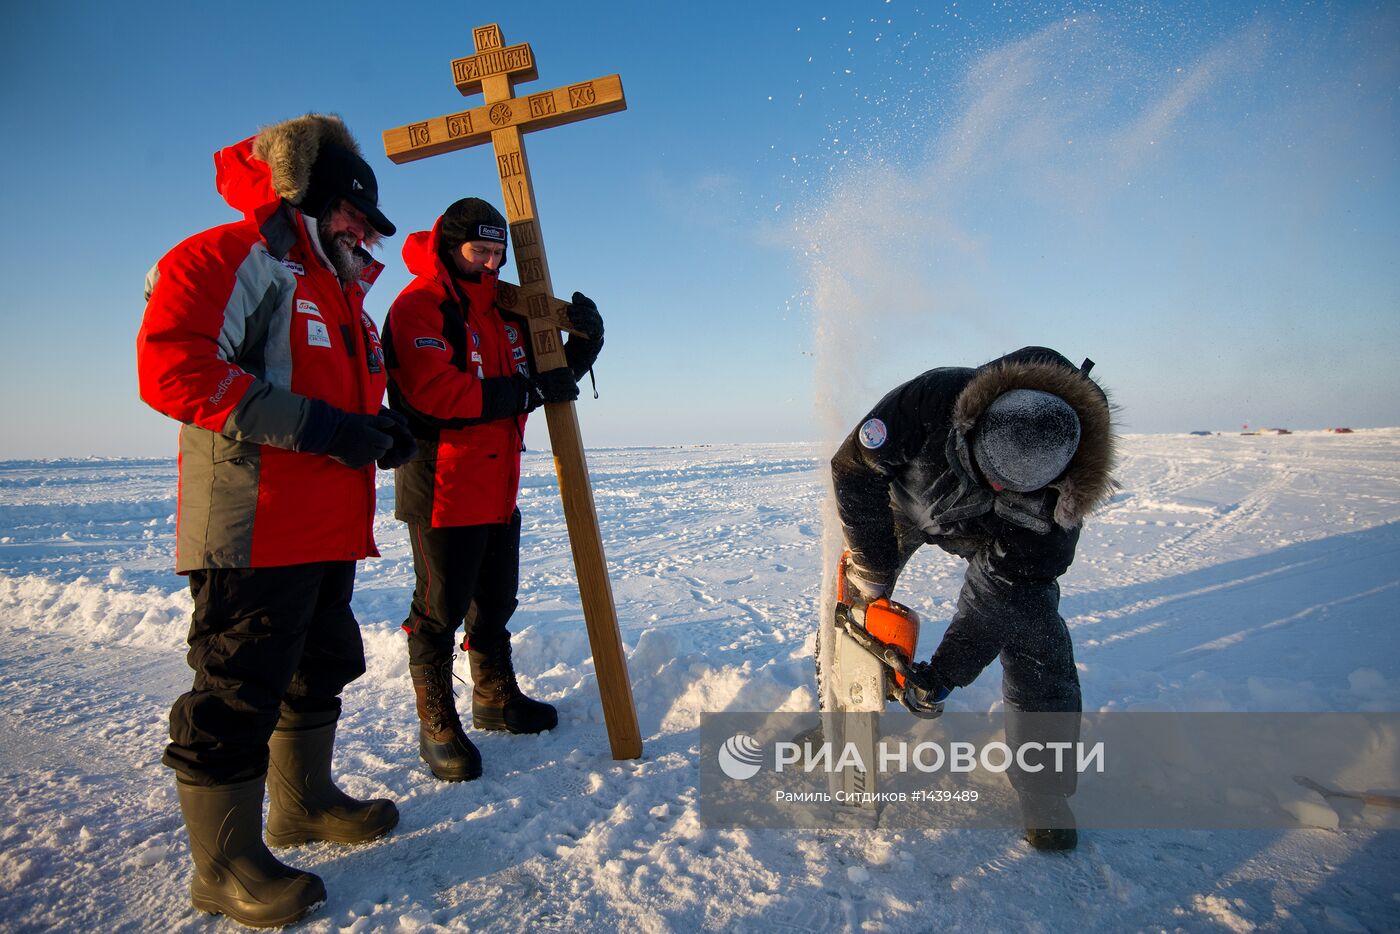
[837,551,920,687]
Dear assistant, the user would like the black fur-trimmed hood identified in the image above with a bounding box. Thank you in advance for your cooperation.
[952,348,1118,528]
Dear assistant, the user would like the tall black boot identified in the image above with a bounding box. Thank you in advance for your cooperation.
[1020,792,1078,851]
[176,775,326,928]
[266,711,399,847]
[409,657,483,781]
[468,637,557,734]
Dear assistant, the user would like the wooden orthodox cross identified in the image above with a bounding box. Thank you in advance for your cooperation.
[384,24,640,760]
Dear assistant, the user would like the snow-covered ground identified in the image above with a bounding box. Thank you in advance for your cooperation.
[2,431,1398,932]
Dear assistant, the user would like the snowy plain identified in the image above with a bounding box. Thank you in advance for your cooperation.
[1,430,1398,932]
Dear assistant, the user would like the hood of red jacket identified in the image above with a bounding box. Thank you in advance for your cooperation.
[214,136,281,224]
[403,216,500,293]
[401,217,449,283]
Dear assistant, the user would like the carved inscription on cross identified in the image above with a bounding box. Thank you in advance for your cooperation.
[384,24,640,760]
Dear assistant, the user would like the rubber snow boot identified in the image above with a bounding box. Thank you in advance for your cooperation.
[409,658,483,782]
[468,639,558,734]
[1020,792,1078,851]
[265,713,399,847]
[176,775,326,928]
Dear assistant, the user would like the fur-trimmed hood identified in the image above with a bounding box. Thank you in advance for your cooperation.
[952,348,1117,528]
[252,113,360,208]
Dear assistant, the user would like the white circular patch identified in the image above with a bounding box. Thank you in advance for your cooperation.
[858,418,888,449]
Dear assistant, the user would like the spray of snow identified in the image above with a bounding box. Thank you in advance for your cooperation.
[789,18,1268,670]
[797,18,1267,432]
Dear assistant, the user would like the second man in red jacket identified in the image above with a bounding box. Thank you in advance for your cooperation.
[382,197,604,781]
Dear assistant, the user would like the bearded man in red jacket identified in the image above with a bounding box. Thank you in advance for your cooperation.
[137,114,415,927]
[382,198,603,782]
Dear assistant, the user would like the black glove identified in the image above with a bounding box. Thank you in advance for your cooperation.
[297,400,394,469]
[903,662,951,718]
[376,407,418,470]
[321,412,396,470]
[563,292,604,379]
[523,379,547,414]
[531,367,580,410]
[479,375,536,420]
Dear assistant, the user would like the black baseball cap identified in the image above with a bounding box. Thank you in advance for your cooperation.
[299,143,396,237]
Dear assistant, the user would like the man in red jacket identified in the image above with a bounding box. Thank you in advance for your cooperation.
[382,197,603,782]
[137,114,415,927]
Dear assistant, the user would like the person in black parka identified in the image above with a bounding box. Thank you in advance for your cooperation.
[830,346,1117,850]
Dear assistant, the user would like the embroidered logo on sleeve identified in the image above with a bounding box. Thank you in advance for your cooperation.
[414,337,448,351]
[208,366,240,406]
[281,260,305,276]
[512,346,526,361]
[360,312,384,374]
[307,320,333,348]
[504,325,519,342]
[858,418,888,449]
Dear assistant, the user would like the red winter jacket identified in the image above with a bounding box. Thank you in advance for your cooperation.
[383,217,531,527]
[137,136,389,572]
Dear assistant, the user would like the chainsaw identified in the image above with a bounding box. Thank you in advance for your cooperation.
[834,551,949,719]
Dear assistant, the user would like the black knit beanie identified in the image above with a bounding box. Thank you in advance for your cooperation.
[440,198,507,249]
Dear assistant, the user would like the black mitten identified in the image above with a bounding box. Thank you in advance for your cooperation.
[478,376,535,420]
[376,407,418,469]
[531,367,580,409]
[301,401,396,470]
[563,292,604,379]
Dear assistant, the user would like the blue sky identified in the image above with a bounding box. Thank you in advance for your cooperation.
[2,0,1396,457]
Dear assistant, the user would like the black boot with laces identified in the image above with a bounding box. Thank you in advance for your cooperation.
[409,657,483,781]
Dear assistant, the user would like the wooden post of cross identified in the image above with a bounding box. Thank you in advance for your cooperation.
[383,23,640,760]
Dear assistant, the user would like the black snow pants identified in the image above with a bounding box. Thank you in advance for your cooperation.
[893,514,1083,795]
[164,561,366,786]
[402,509,521,667]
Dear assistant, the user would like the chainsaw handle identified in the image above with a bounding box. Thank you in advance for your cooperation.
[835,603,949,717]
[835,603,925,683]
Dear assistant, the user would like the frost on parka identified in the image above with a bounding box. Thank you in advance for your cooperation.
[383,216,533,528]
[831,346,1117,594]
[830,346,1116,695]
[136,114,388,572]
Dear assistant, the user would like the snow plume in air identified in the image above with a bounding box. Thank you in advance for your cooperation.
[795,14,1264,624]
[798,16,1265,441]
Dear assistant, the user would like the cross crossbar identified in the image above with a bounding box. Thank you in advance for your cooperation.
[384,75,625,165]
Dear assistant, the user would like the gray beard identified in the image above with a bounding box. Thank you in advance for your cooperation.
[316,215,369,282]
